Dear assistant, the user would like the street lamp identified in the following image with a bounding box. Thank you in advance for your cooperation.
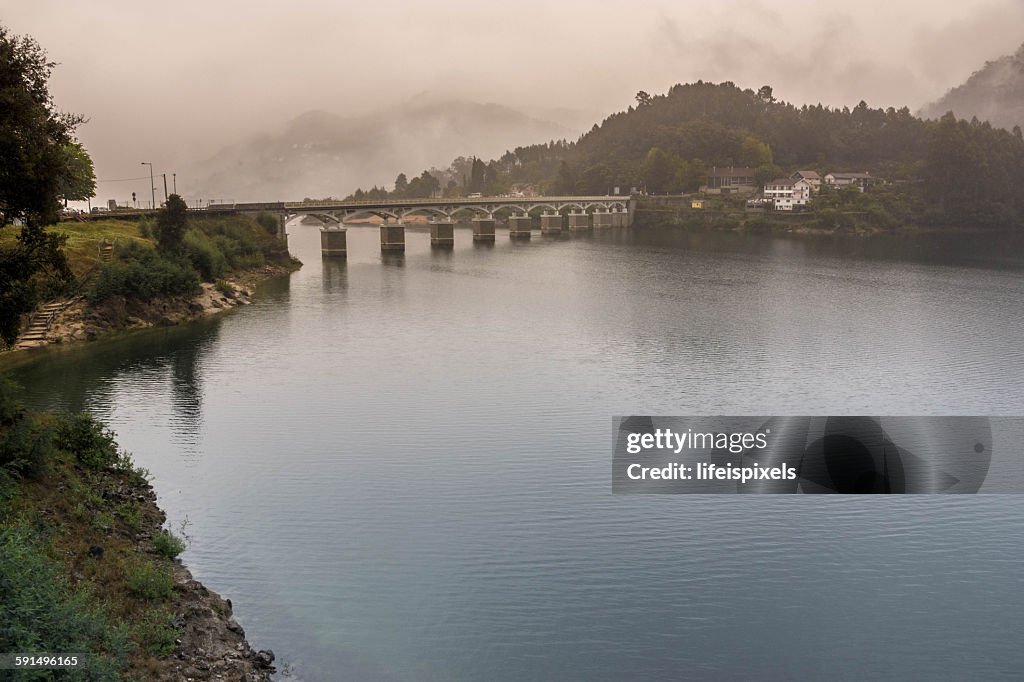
[141,162,155,209]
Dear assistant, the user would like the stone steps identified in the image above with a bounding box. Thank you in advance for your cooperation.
[14,295,81,348]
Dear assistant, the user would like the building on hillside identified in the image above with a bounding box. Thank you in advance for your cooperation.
[791,170,822,192]
[691,199,704,209]
[510,183,538,197]
[764,177,811,211]
[824,172,875,192]
[704,166,757,195]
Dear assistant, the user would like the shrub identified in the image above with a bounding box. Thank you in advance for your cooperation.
[152,529,186,560]
[214,279,234,297]
[118,500,143,531]
[138,216,154,239]
[54,413,120,471]
[0,377,54,480]
[87,241,199,303]
[125,556,174,601]
[256,211,279,235]
[183,228,228,281]
[134,608,178,656]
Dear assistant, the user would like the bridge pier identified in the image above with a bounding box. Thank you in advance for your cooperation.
[568,210,591,232]
[508,214,532,240]
[472,217,496,242]
[278,213,288,241]
[609,208,625,227]
[320,226,347,257]
[380,222,405,252]
[430,219,455,248]
[592,211,613,229]
[540,212,562,235]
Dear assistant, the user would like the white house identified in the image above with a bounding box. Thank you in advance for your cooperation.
[824,172,874,192]
[764,177,811,211]
[791,170,822,192]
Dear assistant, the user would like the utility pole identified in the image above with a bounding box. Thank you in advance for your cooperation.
[141,162,155,210]
[172,173,177,194]
[162,174,168,203]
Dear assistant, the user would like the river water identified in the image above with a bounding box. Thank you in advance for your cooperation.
[7,224,1024,680]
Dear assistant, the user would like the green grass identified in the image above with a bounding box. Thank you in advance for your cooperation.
[0,219,153,279]
[152,529,186,560]
[0,378,192,677]
[124,555,175,601]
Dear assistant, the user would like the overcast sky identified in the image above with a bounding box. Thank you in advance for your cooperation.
[3,0,1023,198]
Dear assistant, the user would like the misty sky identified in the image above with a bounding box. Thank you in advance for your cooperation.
[3,0,1023,200]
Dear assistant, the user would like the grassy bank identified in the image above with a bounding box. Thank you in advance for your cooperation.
[4,211,300,350]
[1,378,183,679]
[0,378,275,680]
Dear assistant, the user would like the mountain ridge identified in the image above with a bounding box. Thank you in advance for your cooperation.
[919,43,1024,131]
[186,98,577,201]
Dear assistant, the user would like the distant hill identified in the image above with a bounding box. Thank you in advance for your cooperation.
[460,81,1024,229]
[186,98,575,202]
[920,43,1024,131]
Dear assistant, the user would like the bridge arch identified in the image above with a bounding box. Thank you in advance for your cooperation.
[401,206,451,220]
[556,202,588,213]
[338,209,400,222]
[285,211,342,225]
[448,205,493,219]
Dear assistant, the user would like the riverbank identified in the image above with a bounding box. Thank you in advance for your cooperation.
[0,387,278,680]
[10,262,297,353]
[4,212,301,355]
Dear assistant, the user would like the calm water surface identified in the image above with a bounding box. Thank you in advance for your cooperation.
[8,224,1024,681]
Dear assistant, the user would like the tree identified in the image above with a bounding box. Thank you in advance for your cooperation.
[56,142,96,204]
[0,24,86,345]
[640,147,677,194]
[635,91,652,107]
[393,173,408,196]
[553,161,576,195]
[156,194,189,253]
[468,158,487,193]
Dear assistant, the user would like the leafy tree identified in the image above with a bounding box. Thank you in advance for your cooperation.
[468,158,487,193]
[635,91,652,107]
[56,142,96,204]
[393,173,408,196]
[553,161,576,195]
[416,170,440,197]
[757,85,775,104]
[640,147,678,194]
[0,24,85,346]
[156,194,189,253]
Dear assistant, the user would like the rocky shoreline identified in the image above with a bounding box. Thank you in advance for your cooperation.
[83,460,278,680]
[10,263,295,353]
[3,263,299,678]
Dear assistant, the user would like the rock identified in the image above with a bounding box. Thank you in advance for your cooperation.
[226,619,245,636]
[255,650,275,668]
[87,545,104,559]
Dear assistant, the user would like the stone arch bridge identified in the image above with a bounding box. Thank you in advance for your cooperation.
[207,195,636,255]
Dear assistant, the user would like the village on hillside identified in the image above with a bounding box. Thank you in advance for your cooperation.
[696,167,881,211]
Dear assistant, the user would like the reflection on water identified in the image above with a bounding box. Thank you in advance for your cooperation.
[6,223,1024,681]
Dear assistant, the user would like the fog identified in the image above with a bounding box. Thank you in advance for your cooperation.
[3,0,1023,202]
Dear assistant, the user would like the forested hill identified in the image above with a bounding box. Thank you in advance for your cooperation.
[511,82,1024,228]
[358,82,1024,229]
[920,44,1024,133]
